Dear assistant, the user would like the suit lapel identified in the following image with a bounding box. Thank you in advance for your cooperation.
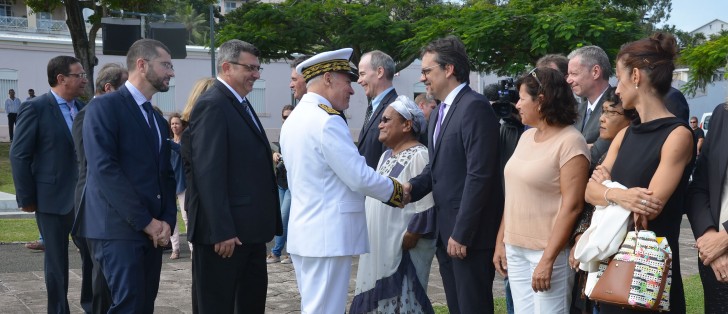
[119,87,159,157]
[432,86,469,161]
[46,93,74,145]
[213,81,269,145]
[359,89,396,144]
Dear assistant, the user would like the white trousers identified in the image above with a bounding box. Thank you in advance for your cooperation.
[291,254,352,314]
[170,191,192,252]
[506,244,574,314]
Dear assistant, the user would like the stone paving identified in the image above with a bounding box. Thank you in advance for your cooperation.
[0,217,699,313]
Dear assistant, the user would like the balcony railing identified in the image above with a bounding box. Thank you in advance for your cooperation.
[0,16,29,29]
[0,16,87,34]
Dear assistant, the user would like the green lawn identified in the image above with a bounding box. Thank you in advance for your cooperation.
[0,142,15,194]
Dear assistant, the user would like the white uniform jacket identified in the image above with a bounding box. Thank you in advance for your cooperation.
[281,92,396,257]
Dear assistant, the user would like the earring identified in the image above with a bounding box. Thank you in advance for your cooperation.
[635,84,639,89]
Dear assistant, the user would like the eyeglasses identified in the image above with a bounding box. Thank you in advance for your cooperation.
[380,116,393,124]
[229,61,263,73]
[66,73,88,79]
[282,115,290,120]
[421,64,440,77]
[528,68,543,90]
[600,109,624,117]
[144,59,174,71]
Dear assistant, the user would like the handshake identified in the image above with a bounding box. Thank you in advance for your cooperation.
[383,178,413,208]
[143,218,172,248]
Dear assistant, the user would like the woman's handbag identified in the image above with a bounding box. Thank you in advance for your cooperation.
[589,229,672,311]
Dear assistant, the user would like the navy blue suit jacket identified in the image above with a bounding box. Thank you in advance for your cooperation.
[357,88,397,168]
[79,86,177,240]
[10,91,83,214]
[409,85,504,250]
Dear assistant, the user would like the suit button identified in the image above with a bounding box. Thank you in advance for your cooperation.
[156,195,161,199]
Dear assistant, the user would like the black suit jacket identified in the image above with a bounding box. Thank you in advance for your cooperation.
[358,88,397,168]
[687,103,728,238]
[183,80,282,245]
[574,86,613,169]
[71,108,86,236]
[10,92,84,214]
[410,85,504,250]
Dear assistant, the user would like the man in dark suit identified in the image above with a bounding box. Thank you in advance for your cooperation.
[567,46,613,169]
[357,50,398,168]
[687,103,728,311]
[80,39,177,313]
[183,39,282,313]
[72,63,127,314]
[10,55,87,314]
[404,36,504,314]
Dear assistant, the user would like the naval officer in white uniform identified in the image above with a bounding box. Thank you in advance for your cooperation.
[280,48,405,314]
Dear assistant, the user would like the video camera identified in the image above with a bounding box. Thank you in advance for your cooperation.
[491,78,520,125]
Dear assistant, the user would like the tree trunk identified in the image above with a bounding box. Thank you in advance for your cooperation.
[63,0,96,98]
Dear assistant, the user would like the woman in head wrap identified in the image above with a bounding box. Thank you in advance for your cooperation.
[350,95,436,314]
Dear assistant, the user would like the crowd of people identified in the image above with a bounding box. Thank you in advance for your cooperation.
[7,31,728,314]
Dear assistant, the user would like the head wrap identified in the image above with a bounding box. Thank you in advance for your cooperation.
[389,95,426,135]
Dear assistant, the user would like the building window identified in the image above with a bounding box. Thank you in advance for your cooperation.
[225,1,238,12]
[152,77,176,113]
[248,80,266,114]
[0,0,11,17]
[0,69,18,113]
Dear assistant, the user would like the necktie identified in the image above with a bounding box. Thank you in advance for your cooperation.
[433,103,447,146]
[583,107,593,130]
[141,102,160,152]
[62,102,77,121]
[362,100,373,129]
[242,98,261,132]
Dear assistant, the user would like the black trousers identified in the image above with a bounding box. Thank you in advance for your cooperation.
[191,242,267,314]
[7,113,17,140]
[436,246,496,314]
[699,258,728,314]
[73,236,111,314]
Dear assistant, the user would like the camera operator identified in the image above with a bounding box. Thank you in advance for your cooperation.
[485,81,525,172]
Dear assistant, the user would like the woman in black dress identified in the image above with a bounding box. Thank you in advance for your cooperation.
[584,32,694,313]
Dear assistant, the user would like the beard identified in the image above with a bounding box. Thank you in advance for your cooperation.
[146,69,169,93]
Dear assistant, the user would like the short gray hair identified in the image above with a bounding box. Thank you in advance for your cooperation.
[216,39,260,73]
[568,46,612,80]
[362,50,395,81]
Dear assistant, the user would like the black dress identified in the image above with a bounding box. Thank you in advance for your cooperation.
[600,117,692,313]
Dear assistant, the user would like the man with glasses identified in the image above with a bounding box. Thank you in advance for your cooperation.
[567,46,613,170]
[10,55,88,313]
[183,39,282,313]
[403,36,504,314]
[80,39,177,312]
[690,116,705,155]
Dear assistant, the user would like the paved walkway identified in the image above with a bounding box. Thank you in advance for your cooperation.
[0,217,699,313]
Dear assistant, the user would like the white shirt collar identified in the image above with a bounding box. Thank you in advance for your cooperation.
[443,83,467,107]
[587,86,610,112]
[217,77,246,103]
[124,81,150,106]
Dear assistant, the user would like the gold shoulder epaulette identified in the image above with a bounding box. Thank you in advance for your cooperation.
[318,104,340,116]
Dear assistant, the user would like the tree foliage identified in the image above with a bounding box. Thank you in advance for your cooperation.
[218,0,661,76]
[24,0,214,97]
[678,32,728,97]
